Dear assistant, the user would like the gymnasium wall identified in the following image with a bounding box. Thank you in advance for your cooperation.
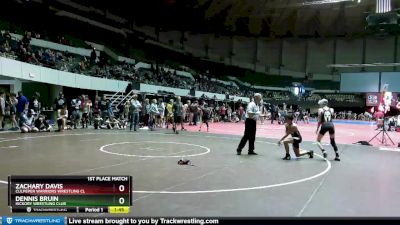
[156,31,400,80]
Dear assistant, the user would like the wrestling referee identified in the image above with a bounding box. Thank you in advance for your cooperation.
[236,93,262,155]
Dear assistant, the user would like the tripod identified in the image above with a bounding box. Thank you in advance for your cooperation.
[368,118,395,145]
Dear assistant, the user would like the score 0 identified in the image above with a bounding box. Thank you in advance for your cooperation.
[118,196,125,205]
[118,184,125,192]
[117,184,127,205]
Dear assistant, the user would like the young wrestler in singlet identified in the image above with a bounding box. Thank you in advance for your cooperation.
[278,114,314,160]
[316,99,340,161]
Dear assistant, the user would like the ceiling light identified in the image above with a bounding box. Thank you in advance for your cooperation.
[301,0,357,6]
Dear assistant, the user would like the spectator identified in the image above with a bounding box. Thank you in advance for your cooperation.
[34,115,51,132]
[54,92,66,122]
[148,99,159,131]
[185,100,191,124]
[56,105,68,132]
[79,59,86,72]
[54,92,66,110]
[117,101,125,120]
[0,92,5,131]
[143,99,150,127]
[17,91,28,118]
[28,92,41,116]
[92,96,100,119]
[93,113,103,130]
[90,48,97,65]
[238,104,244,121]
[166,99,174,129]
[99,95,108,120]
[20,109,39,133]
[129,95,141,131]
[220,104,226,122]
[123,100,130,121]
[157,99,165,128]
[172,96,185,134]
[1,40,11,53]
[81,95,91,128]
[21,31,31,49]
[190,100,199,126]
[106,99,113,118]
[71,96,82,129]
[9,93,19,130]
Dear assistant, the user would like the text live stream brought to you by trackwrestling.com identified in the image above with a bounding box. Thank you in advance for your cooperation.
[0,217,221,225]
[2,217,400,225]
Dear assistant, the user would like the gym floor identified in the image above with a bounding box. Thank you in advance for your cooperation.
[0,122,399,217]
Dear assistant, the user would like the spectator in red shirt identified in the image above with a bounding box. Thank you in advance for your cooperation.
[220,104,226,122]
[239,104,244,121]
[374,111,384,120]
[374,110,385,130]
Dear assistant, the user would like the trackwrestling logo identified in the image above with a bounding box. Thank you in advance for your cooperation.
[1,216,65,225]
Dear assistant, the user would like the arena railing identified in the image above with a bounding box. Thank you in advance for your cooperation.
[0,56,128,92]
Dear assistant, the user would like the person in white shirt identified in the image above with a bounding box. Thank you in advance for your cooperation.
[129,95,142,131]
[237,93,262,155]
[20,109,39,133]
[71,97,82,129]
[148,99,159,131]
[157,98,166,128]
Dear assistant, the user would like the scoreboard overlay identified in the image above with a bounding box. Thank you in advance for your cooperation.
[8,176,132,213]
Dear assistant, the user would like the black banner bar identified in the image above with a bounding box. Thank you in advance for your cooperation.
[66,217,400,225]
[10,175,130,182]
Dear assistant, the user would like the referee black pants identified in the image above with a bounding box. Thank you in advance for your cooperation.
[238,118,257,152]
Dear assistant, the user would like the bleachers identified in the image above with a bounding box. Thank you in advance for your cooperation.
[0,30,244,96]
[0,28,363,106]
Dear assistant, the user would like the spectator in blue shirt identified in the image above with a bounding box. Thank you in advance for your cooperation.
[17,91,28,117]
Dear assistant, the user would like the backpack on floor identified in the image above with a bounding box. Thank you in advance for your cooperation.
[178,159,190,165]
[353,141,372,146]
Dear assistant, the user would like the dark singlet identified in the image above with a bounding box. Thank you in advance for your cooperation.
[319,107,335,135]
[289,124,302,140]
[287,124,302,148]
[292,129,302,139]
[320,108,333,124]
